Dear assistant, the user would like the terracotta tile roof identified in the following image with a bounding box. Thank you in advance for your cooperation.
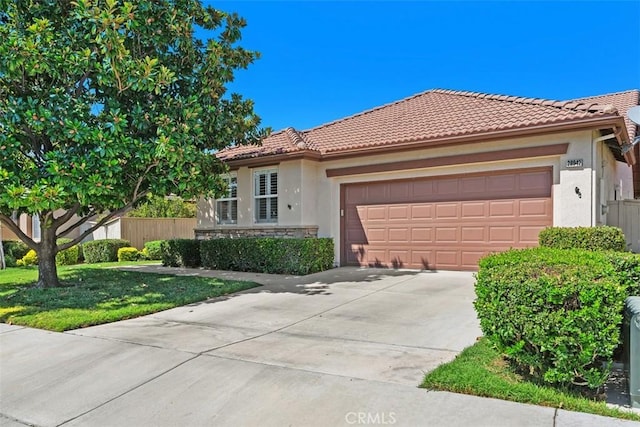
[219,88,636,161]
[217,127,317,161]
[569,89,639,142]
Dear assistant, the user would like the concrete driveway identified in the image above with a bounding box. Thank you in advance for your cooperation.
[1,267,636,427]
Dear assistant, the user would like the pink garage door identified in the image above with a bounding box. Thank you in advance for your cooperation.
[341,167,553,271]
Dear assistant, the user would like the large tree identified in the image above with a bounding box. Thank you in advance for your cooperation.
[0,0,266,287]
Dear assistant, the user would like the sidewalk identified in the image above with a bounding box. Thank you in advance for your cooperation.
[1,266,638,426]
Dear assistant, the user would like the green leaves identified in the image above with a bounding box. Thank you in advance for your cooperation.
[1,0,266,221]
[475,247,629,391]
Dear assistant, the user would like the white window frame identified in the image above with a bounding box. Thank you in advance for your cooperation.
[216,173,238,225]
[254,168,278,223]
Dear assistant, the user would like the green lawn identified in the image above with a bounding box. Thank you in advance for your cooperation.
[422,338,640,422]
[0,262,258,332]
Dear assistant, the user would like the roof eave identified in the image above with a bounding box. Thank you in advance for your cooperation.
[319,115,636,166]
[221,150,322,169]
[219,115,636,167]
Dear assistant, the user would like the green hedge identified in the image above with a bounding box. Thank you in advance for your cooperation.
[2,240,29,267]
[118,247,139,262]
[143,240,165,260]
[475,247,627,390]
[200,238,334,275]
[605,252,640,296]
[161,239,201,268]
[56,238,79,266]
[83,239,131,263]
[539,226,627,252]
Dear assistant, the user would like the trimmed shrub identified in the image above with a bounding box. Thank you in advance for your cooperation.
[83,239,131,263]
[539,226,627,252]
[56,238,79,266]
[2,240,30,261]
[4,253,16,267]
[475,247,627,390]
[200,238,334,275]
[161,239,201,268]
[118,247,140,262]
[17,249,38,266]
[142,240,165,260]
[604,251,640,296]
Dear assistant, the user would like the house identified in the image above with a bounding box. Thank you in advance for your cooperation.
[1,212,83,243]
[196,89,640,270]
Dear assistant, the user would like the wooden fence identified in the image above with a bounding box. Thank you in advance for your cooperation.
[607,200,640,253]
[88,217,196,249]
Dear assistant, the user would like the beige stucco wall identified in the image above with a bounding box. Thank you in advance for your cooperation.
[198,129,635,265]
[197,161,318,230]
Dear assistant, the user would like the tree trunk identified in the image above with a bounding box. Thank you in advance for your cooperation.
[37,227,60,288]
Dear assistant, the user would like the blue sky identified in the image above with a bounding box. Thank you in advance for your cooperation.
[206,1,640,132]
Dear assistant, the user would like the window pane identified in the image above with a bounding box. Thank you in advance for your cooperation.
[257,198,267,220]
[231,200,237,221]
[218,201,228,221]
[229,177,237,198]
[258,174,267,196]
[270,172,278,195]
[270,197,278,219]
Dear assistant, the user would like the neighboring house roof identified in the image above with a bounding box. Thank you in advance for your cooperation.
[217,88,638,164]
[570,89,639,143]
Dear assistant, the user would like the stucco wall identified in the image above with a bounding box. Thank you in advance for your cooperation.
[198,129,635,264]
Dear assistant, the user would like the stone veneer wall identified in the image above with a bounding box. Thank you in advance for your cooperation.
[195,226,319,239]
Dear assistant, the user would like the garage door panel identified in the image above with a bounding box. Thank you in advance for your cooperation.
[342,168,552,270]
[461,226,486,242]
[366,206,387,221]
[487,174,517,193]
[461,251,485,269]
[347,208,362,223]
[436,179,459,196]
[366,228,387,243]
[388,250,410,268]
[435,203,459,218]
[519,199,550,216]
[489,226,516,243]
[346,186,368,203]
[520,171,552,194]
[411,251,434,269]
[519,225,546,244]
[346,227,367,242]
[412,181,434,198]
[411,227,433,242]
[461,202,487,218]
[389,205,409,220]
[461,176,487,194]
[366,249,387,267]
[435,227,458,242]
[411,205,433,219]
[388,228,409,242]
[435,251,459,268]
[489,200,516,216]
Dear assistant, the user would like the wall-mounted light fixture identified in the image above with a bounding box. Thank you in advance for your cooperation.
[575,187,582,198]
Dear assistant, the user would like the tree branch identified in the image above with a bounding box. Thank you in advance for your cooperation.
[57,194,147,251]
[0,213,38,251]
[57,213,93,238]
[51,203,81,229]
[133,161,158,200]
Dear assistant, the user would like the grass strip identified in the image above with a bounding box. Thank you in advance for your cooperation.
[0,263,257,331]
[421,338,640,422]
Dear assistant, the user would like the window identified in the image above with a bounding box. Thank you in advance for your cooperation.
[216,174,237,224]
[254,169,278,223]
